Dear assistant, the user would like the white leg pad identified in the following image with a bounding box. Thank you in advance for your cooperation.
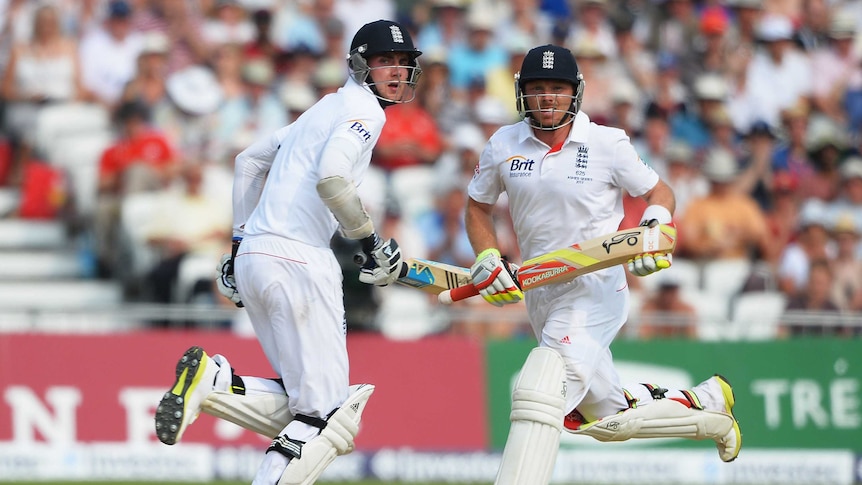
[201,391,294,439]
[567,398,734,441]
[278,383,375,485]
[495,348,567,485]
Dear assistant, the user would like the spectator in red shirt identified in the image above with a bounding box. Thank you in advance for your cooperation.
[94,100,177,276]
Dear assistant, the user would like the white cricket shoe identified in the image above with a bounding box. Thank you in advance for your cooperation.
[155,346,218,445]
[695,374,742,462]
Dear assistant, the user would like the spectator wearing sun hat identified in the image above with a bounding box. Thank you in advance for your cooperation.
[809,11,862,125]
[743,14,813,129]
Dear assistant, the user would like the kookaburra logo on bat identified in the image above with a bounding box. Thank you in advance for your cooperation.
[601,231,641,254]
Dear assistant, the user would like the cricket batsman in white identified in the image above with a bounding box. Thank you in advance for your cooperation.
[464,44,743,484]
[153,20,423,485]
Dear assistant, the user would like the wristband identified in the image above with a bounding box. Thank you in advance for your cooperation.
[640,205,672,225]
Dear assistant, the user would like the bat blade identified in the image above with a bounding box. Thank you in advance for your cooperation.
[438,223,677,304]
[395,258,472,295]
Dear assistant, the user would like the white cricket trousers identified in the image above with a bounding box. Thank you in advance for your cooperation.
[235,235,349,440]
[525,268,631,421]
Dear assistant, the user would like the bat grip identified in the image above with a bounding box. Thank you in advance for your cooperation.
[353,252,409,278]
[437,284,480,304]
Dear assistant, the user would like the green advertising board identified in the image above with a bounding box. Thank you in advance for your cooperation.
[485,338,861,452]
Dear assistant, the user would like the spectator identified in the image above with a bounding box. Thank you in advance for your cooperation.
[567,0,617,59]
[763,171,803,267]
[94,100,177,276]
[78,0,143,109]
[1,3,87,186]
[678,147,772,261]
[743,14,812,129]
[132,0,208,74]
[796,0,833,52]
[608,11,657,103]
[670,73,730,152]
[242,8,281,62]
[638,276,698,339]
[214,58,287,165]
[784,258,846,336]
[799,116,848,201]
[201,0,255,48]
[119,31,170,109]
[493,0,555,48]
[571,38,614,124]
[827,156,862,235]
[447,5,508,95]
[772,100,816,181]
[829,211,862,312]
[689,6,732,82]
[371,98,444,175]
[736,120,780,208]
[809,12,861,125]
[416,0,468,54]
[643,0,700,60]
[632,103,673,178]
[152,65,224,163]
[663,140,708,220]
[776,199,834,297]
[141,162,231,311]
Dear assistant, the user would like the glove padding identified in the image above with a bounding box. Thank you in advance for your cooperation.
[471,248,524,307]
[216,239,244,307]
[627,219,673,277]
[358,234,402,287]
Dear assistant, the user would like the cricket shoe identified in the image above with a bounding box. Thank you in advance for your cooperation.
[155,346,218,445]
[694,374,742,462]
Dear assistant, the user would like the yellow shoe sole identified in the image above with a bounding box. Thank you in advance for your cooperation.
[714,374,742,462]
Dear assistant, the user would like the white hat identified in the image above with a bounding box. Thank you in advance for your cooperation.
[166,65,224,115]
[451,123,486,154]
[140,32,169,55]
[475,96,512,125]
[756,15,794,42]
[701,147,739,182]
[839,157,862,181]
[829,12,857,39]
[693,74,728,100]
[279,80,317,112]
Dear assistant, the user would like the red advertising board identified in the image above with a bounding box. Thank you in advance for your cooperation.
[0,332,488,450]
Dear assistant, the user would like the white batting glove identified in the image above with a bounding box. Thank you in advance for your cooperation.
[471,248,524,307]
[627,218,672,277]
[216,238,243,307]
[358,234,402,286]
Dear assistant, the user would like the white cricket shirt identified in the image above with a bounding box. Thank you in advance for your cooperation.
[233,78,385,248]
[468,111,659,262]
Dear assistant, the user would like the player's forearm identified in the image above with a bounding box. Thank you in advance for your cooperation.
[465,198,499,255]
[641,179,676,222]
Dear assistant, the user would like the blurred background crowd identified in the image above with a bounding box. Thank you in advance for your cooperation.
[0,0,860,341]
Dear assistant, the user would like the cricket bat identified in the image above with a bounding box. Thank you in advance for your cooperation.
[354,253,472,295]
[438,222,677,304]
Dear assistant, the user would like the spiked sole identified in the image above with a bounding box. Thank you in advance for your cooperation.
[155,346,210,445]
[714,374,742,462]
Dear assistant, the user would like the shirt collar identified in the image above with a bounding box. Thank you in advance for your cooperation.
[518,110,591,145]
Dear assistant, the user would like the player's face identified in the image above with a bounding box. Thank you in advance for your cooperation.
[367,53,415,102]
[523,80,576,128]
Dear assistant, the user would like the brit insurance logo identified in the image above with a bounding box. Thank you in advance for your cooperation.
[347,120,372,143]
[507,155,535,178]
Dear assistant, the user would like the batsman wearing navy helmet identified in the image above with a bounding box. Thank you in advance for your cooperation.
[466,44,742,484]
[153,19,422,485]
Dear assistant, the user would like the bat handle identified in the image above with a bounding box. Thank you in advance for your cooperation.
[437,284,480,304]
[353,253,408,278]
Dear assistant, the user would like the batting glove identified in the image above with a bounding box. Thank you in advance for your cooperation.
[357,233,402,287]
[471,248,523,307]
[216,237,243,307]
[627,219,672,277]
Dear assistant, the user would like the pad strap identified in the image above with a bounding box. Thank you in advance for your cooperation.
[268,435,305,460]
[295,413,328,431]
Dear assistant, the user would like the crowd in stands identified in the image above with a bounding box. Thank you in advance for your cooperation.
[0,0,860,339]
